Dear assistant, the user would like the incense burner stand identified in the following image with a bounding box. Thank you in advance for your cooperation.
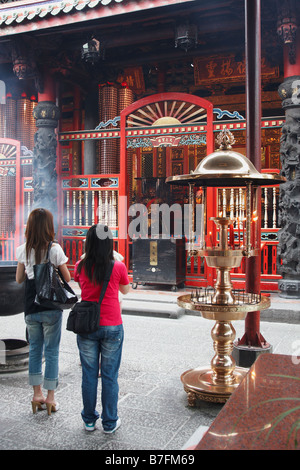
[178,217,270,404]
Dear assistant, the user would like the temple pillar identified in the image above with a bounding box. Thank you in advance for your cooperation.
[84,89,98,175]
[233,0,273,367]
[32,72,60,229]
[240,0,263,344]
[277,3,300,298]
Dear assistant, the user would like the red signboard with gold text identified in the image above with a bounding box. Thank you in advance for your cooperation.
[194,55,279,85]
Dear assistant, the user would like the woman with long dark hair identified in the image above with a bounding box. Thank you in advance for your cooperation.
[74,224,129,433]
[16,208,71,415]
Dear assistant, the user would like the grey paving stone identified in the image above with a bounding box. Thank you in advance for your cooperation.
[0,290,299,450]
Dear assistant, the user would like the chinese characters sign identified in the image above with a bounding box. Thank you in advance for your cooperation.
[194,55,279,85]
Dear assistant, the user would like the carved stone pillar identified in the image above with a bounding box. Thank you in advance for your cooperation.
[277,76,300,298]
[32,101,60,227]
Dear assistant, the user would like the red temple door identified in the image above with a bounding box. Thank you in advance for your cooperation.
[119,92,216,285]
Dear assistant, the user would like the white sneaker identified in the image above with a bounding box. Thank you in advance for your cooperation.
[84,422,97,432]
[103,418,121,434]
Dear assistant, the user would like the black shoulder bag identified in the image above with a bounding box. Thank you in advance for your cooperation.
[34,241,78,311]
[66,260,115,335]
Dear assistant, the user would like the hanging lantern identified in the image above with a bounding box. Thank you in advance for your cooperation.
[175,21,198,52]
[81,37,103,64]
[277,0,297,44]
[277,0,298,64]
[11,39,36,80]
[277,18,297,44]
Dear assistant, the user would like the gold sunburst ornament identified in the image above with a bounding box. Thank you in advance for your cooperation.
[127,99,207,127]
[0,143,17,160]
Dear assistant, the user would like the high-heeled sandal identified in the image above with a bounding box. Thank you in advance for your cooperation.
[31,401,46,414]
[46,402,59,416]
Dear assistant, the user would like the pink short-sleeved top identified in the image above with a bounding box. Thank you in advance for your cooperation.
[74,260,129,326]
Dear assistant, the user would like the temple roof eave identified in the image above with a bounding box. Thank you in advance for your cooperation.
[0,0,195,36]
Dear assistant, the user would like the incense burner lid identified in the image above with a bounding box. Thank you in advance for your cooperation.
[166,128,285,187]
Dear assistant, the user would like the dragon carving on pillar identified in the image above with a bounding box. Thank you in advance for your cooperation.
[277,76,300,298]
[32,101,60,230]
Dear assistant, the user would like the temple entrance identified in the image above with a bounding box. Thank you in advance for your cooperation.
[58,90,281,290]
[119,92,215,286]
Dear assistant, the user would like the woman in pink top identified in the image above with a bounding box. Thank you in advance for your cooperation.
[74,224,129,433]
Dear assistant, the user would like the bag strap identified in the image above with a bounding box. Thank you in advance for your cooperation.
[46,241,53,261]
[97,260,115,305]
[45,240,60,262]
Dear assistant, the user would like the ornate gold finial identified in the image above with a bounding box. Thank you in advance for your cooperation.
[215,127,236,150]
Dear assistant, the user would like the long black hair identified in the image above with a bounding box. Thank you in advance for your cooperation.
[77,224,113,284]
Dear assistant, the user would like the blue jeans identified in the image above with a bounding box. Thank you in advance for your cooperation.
[77,324,124,431]
[25,310,62,390]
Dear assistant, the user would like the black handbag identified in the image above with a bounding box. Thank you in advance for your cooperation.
[66,260,114,335]
[34,242,78,310]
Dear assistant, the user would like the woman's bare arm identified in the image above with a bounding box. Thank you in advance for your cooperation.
[58,263,71,282]
[119,284,130,295]
[16,262,26,284]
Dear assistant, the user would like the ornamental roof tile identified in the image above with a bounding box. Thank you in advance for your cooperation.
[0,0,123,26]
[0,0,189,35]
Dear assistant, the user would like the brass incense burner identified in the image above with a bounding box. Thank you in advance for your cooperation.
[176,215,270,404]
[166,128,285,404]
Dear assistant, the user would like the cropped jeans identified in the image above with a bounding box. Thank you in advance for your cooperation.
[77,324,124,432]
[25,310,62,390]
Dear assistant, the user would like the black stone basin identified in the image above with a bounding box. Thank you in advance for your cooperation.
[0,339,29,372]
[0,263,25,316]
[0,263,29,373]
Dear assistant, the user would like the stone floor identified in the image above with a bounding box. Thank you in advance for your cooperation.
[0,287,299,451]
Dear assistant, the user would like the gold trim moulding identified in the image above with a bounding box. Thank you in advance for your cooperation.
[177,294,271,320]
